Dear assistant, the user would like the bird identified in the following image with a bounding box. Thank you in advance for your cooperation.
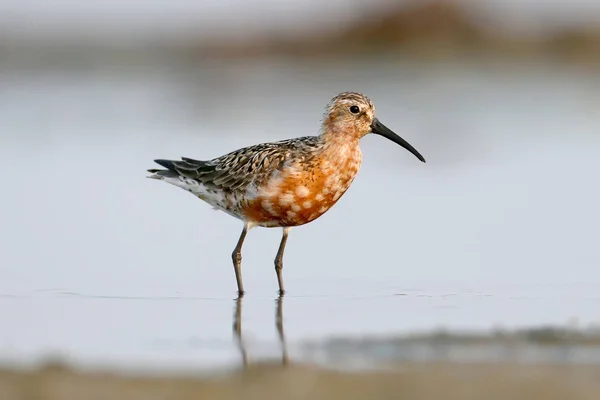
[147,92,425,296]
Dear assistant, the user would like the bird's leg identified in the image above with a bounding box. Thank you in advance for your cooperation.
[274,227,290,295]
[231,224,249,296]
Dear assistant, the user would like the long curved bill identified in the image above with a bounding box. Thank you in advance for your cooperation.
[371,118,426,163]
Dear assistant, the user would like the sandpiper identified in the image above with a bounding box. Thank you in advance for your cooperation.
[148,92,425,295]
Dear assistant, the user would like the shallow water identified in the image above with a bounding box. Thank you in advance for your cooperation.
[1,58,599,371]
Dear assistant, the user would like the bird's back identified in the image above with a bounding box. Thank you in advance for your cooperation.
[148,136,328,224]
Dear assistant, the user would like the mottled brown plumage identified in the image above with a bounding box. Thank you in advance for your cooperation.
[148,92,425,295]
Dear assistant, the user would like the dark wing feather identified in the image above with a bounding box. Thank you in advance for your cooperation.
[152,136,322,192]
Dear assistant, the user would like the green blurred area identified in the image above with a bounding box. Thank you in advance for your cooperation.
[198,1,600,64]
[1,1,600,66]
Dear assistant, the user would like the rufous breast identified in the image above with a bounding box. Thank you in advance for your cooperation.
[241,146,362,227]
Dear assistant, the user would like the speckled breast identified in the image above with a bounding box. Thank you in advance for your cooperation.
[241,148,362,227]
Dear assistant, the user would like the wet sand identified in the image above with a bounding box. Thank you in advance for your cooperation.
[2,361,600,400]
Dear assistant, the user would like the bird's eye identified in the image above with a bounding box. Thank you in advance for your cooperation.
[349,105,360,114]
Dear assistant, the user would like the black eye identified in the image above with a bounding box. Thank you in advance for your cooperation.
[349,105,360,114]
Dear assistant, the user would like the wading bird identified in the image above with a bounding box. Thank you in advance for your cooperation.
[148,92,425,295]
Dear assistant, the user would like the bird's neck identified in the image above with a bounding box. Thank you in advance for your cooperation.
[320,123,361,147]
[319,127,362,168]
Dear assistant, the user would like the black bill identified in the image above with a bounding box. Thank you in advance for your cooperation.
[370,118,426,163]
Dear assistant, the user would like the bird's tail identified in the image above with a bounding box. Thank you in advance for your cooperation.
[146,159,179,180]
[146,169,178,180]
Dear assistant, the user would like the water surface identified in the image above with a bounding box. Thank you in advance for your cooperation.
[1,59,599,370]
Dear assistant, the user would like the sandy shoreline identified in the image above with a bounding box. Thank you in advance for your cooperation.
[1,361,600,400]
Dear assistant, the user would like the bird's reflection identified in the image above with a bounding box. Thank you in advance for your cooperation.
[275,295,289,365]
[232,295,248,366]
[233,294,289,367]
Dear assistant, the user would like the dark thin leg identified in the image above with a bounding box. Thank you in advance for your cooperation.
[233,295,248,366]
[274,227,290,295]
[276,294,289,365]
[231,224,249,296]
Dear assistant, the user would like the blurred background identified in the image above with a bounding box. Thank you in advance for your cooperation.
[1,0,600,397]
